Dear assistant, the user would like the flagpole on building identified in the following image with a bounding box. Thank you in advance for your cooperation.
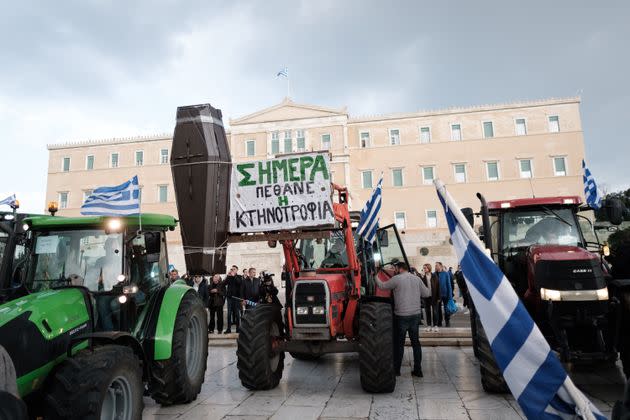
[287,74,290,98]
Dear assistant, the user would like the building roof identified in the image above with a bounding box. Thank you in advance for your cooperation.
[24,213,177,229]
[230,97,348,125]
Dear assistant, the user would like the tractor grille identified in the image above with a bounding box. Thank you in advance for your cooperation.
[293,281,328,325]
[535,259,606,291]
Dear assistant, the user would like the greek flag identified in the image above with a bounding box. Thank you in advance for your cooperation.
[0,194,17,208]
[81,176,140,216]
[434,179,604,420]
[582,160,603,210]
[276,67,288,78]
[356,176,382,243]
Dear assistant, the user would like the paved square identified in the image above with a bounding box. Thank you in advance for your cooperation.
[143,346,625,419]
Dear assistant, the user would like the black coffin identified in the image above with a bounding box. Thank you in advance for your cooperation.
[171,104,231,275]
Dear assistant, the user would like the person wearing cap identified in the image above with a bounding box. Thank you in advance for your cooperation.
[376,261,431,378]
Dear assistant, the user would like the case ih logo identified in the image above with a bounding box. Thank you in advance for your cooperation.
[572,268,592,274]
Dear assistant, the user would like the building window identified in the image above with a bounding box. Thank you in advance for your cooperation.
[394,212,406,230]
[422,166,435,185]
[361,171,373,189]
[59,192,68,209]
[160,148,169,164]
[83,190,93,203]
[296,130,306,151]
[548,115,560,133]
[392,168,403,187]
[515,118,527,136]
[486,161,499,181]
[158,185,168,203]
[420,126,431,143]
[426,210,438,228]
[451,124,462,141]
[86,155,94,170]
[271,131,280,154]
[321,133,331,150]
[519,159,533,178]
[389,129,400,145]
[246,140,255,157]
[135,150,144,166]
[62,157,70,172]
[360,132,370,148]
[553,157,567,176]
[284,130,292,153]
[483,121,494,139]
[111,153,119,168]
[454,164,467,183]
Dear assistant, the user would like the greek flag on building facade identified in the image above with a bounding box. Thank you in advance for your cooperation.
[0,194,17,208]
[582,160,603,210]
[81,176,140,216]
[356,176,383,244]
[434,179,604,420]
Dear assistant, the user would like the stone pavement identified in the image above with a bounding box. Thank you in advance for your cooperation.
[143,345,625,420]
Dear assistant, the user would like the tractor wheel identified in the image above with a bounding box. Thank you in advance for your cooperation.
[237,304,285,390]
[289,352,321,361]
[46,345,143,420]
[0,346,27,420]
[150,291,208,405]
[358,301,396,393]
[474,311,509,393]
[619,291,630,379]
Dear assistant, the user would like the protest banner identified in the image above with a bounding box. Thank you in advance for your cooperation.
[229,152,335,233]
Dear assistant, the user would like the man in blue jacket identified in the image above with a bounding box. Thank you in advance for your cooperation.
[436,262,453,327]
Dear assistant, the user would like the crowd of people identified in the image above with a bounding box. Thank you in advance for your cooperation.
[167,264,280,334]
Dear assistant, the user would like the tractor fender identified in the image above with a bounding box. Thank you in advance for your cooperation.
[153,282,195,360]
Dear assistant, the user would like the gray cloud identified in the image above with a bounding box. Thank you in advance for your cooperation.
[1,0,629,212]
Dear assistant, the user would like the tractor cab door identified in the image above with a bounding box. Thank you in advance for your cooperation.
[359,224,409,297]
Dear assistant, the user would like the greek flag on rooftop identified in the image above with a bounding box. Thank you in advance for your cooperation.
[582,160,603,210]
[356,176,382,243]
[276,67,288,78]
[434,179,604,420]
[81,176,140,216]
[0,194,17,208]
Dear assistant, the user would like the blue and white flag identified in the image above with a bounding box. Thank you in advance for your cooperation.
[276,67,288,78]
[0,194,17,208]
[356,176,382,243]
[434,179,604,420]
[81,176,140,216]
[582,160,603,210]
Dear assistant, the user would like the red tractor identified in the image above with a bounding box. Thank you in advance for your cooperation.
[234,184,408,393]
[463,194,630,392]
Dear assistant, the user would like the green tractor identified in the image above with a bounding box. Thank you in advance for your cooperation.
[0,213,208,419]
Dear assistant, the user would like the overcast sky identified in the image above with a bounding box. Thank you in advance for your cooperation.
[1,1,629,213]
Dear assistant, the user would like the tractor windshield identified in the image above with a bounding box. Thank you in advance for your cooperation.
[26,230,123,292]
[501,208,583,252]
[298,230,348,269]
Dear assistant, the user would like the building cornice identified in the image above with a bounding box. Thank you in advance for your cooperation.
[348,96,581,124]
[47,134,173,150]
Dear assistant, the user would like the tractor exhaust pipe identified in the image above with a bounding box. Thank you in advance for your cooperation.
[476,193,492,251]
[171,104,231,275]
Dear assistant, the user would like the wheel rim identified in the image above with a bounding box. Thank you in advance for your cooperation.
[269,322,280,372]
[100,376,133,420]
[186,312,203,380]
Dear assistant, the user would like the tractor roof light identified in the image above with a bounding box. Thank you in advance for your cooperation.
[500,202,511,208]
[106,218,123,233]
[563,198,575,204]
[47,201,59,216]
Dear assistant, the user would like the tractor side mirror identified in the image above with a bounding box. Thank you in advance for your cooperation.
[378,230,389,247]
[461,208,475,228]
[606,198,624,226]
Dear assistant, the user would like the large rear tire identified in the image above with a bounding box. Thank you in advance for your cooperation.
[358,301,396,393]
[237,305,285,390]
[46,345,144,420]
[474,311,509,393]
[469,303,480,358]
[150,292,208,405]
[0,345,27,420]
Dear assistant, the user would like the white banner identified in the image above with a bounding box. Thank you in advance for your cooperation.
[229,152,335,233]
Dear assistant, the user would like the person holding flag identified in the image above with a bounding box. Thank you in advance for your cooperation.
[434,178,605,420]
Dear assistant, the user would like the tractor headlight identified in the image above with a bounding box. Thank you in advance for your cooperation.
[296,307,308,315]
[312,306,325,315]
[540,288,561,301]
[117,295,128,304]
[22,223,29,231]
[106,218,123,233]
[596,287,609,301]
[123,285,138,295]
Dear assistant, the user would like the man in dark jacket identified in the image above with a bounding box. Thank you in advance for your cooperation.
[223,265,242,334]
[208,274,225,333]
[240,267,260,310]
